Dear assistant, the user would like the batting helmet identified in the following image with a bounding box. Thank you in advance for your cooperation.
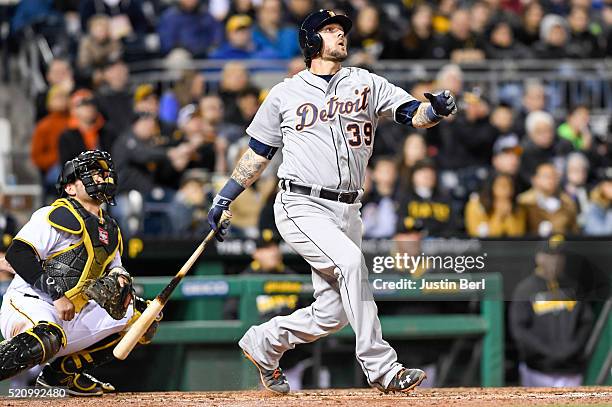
[299,9,352,61]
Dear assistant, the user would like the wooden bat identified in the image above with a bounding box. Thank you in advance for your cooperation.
[113,211,232,360]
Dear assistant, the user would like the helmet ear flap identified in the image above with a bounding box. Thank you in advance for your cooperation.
[300,26,323,59]
[56,159,77,197]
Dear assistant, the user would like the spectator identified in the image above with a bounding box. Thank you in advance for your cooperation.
[230,86,261,128]
[510,240,593,387]
[223,235,297,320]
[519,111,569,188]
[518,162,578,236]
[557,105,593,152]
[30,84,71,200]
[157,0,222,57]
[397,133,428,190]
[533,14,575,59]
[563,152,590,225]
[77,14,123,75]
[484,20,533,59]
[362,157,398,239]
[470,1,492,38]
[58,89,111,164]
[567,6,602,58]
[465,173,526,237]
[396,159,457,237]
[349,5,396,61]
[431,8,486,62]
[583,168,612,235]
[490,103,516,136]
[218,61,251,123]
[397,4,435,59]
[286,0,314,25]
[159,70,206,125]
[491,133,526,190]
[516,1,544,47]
[95,58,132,137]
[133,83,159,114]
[430,91,496,197]
[176,104,216,173]
[252,0,300,59]
[79,0,148,39]
[435,64,464,97]
[515,80,547,137]
[111,111,192,233]
[168,169,211,236]
[199,94,242,146]
[35,58,74,121]
[209,14,279,59]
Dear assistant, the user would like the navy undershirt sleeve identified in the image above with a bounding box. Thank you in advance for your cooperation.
[395,100,422,126]
[249,137,278,160]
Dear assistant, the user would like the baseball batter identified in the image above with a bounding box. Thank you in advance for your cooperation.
[207,10,457,394]
[0,150,159,395]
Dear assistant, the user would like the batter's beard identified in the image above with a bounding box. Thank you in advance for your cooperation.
[323,47,348,62]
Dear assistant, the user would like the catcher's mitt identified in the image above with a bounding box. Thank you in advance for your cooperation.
[83,266,133,320]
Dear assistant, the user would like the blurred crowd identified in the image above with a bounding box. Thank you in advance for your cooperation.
[3,0,612,64]
[0,0,609,241]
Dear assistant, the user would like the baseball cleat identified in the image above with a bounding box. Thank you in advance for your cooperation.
[82,372,116,393]
[241,348,290,394]
[36,364,111,396]
[380,368,426,394]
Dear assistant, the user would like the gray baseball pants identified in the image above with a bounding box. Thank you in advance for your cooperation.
[239,189,403,388]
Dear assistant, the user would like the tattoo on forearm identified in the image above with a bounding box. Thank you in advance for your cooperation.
[412,103,440,128]
[231,148,270,188]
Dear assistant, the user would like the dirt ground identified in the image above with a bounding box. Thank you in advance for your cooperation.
[2,387,611,407]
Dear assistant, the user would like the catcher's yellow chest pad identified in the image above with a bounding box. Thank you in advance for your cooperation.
[45,198,123,311]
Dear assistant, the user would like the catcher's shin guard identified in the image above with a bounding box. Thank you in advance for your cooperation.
[38,333,121,395]
[0,321,66,381]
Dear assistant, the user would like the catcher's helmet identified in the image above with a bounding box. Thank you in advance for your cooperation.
[299,9,352,61]
[57,150,118,205]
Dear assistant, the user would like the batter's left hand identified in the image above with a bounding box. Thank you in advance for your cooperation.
[424,90,457,117]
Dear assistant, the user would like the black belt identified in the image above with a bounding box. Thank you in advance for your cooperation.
[280,180,359,204]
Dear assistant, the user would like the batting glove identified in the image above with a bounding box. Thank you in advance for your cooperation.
[424,90,457,117]
[207,196,232,242]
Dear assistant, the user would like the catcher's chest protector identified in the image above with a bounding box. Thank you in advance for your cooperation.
[43,198,122,311]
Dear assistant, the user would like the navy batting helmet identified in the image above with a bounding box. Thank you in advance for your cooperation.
[299,9,352,62]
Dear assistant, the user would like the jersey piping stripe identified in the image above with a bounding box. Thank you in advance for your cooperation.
[298,75,326,95]
[9,298,36,326]
[279,190,373,384]
[334,70,353,190]
[329,126,343,189]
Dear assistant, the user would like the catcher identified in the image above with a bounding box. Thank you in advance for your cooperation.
[0,150,159,396]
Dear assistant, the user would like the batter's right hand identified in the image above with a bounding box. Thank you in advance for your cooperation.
[54,296,75,321]
[207,198,232,242]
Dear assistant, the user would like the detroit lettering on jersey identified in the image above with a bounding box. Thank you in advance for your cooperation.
[295,87,371,131]
[246,67,417,191]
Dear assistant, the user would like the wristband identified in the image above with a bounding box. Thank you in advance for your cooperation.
[425,104,442,123]
[214,179,246,208]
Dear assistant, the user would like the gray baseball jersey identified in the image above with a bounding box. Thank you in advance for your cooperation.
[239,67,420,389]
[246,67,417,190]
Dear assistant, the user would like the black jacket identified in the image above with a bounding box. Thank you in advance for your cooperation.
[396,189,458,236]
[509,274,593,373]
[58,124,115,164]
[111,131,171,195]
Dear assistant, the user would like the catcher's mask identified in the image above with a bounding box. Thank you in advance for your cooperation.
[57,150,118,205]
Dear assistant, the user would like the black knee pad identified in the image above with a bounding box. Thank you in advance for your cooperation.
[0,321,66,381]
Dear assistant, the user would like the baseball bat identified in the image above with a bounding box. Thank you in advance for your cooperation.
[113,211,232,360]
